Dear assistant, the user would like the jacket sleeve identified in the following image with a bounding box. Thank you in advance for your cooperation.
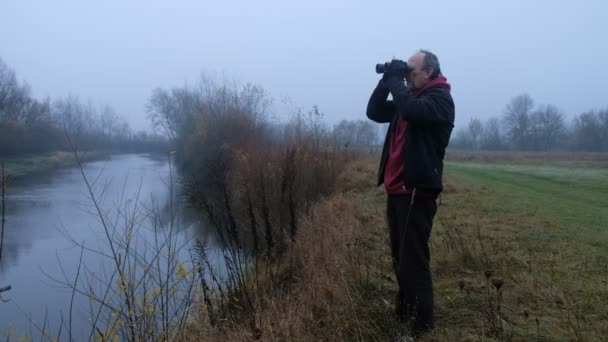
[384,77,454,126]
[366,80,396,123]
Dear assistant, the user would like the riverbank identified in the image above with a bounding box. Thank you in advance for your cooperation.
[1,151,110,179]
[184,156,402,341]
[185,152,607,341]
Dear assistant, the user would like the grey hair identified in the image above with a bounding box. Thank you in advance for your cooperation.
[420,49,441,79]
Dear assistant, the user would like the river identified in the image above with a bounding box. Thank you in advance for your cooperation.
[0,153,221,339]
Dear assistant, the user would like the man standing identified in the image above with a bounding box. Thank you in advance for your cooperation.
[366,50,454,334]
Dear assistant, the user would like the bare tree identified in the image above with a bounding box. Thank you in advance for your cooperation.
[572,108,608,152]
[480,117,504,150]
[354,120,378,146]
[0,57,161,155]
[333,120,378,147]
[114,119,132,142]
[237,83,273,123]
[53,95,86,143]
[449,128,472,149]
[147,88,181,141]
[529,104,566,150]
[503,94,534,150]
[100,105,118,144]
[0,59,32,123]
[147,87,201,143]
[23,97,52,127]
[598,108,608,151]
[333,120,355,147]
[467,117,483,149]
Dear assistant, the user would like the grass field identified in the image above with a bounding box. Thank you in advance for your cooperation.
[422,151,608,340]
[251,151,608,341]
[1,151,107,178]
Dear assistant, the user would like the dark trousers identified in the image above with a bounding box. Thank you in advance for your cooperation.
[387,193,437,333]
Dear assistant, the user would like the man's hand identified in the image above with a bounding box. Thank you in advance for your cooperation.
[382,59,409,80]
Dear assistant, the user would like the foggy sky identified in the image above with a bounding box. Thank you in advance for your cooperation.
[1,0,606,131]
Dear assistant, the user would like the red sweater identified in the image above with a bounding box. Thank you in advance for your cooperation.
[384,76,451,195]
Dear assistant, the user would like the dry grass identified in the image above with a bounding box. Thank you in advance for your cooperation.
[2,150,107,178]
[183,156,405,341]
[185,152,608,341]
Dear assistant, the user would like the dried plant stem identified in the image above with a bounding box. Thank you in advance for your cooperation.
[1,161,5,261]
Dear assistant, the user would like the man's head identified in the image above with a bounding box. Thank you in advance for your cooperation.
[406,50,442,91]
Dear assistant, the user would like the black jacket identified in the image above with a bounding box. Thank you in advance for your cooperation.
[366,77,455,192]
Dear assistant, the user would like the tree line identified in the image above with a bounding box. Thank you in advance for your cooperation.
[0,57,167,156]
[451,94,608,152]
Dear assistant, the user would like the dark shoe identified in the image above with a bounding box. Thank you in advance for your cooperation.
[411,320,434,337]
[395,292,405,319]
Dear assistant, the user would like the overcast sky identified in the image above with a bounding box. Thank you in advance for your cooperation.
[1,0,606,131]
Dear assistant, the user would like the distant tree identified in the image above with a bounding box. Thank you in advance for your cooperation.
[0,57,18,119]
[23,97,52,126]
[53,95,86,143]
[572,108,608,152]
[114,119,132,142]
[81,100,98,136]
[503,94,534,150]
[147,87,200,143]
[529,104,566,150]
[0,56,159,155]
[354,120,378,146]
[467,117,483,149]
[333,119,378,147]
[599,108,608,151]
[449,128,472,149]
[480,117,505,150]
[235,83,272,123]
[100,105,118,142]
[0,58,32,123]
[147,88,180,141]
[333,120,355,147]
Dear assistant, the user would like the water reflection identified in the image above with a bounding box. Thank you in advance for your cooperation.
[0,154,221,339]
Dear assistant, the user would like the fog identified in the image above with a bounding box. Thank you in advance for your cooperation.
[1,0,606,131]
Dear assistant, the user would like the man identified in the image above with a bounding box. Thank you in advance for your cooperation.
[366,50,454,334]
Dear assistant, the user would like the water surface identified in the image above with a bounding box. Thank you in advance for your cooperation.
[0,154,219,338]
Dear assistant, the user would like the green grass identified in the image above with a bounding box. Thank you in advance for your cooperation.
[1,151,107,178]
[423,154,608,340]
[446,160,608,235]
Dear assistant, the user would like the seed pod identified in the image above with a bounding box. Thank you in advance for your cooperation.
[491,277,504,290]
[458,279,465,291]
[483,270,494,279]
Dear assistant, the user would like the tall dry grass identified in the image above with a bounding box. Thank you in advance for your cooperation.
[171,81,404,340]
[185,156,402,341]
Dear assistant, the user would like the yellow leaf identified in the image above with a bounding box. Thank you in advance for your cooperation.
[176,263,189,278]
